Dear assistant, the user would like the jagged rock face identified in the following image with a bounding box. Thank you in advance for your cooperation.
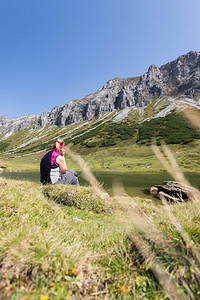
[0,114,39,134]
[39,51,200,127]
[160,51,200,97]
[1,51,200,133]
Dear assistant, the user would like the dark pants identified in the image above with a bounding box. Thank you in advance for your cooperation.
[57,169,79,186]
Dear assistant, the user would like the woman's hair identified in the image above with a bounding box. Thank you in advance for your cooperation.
[53,138,65,152]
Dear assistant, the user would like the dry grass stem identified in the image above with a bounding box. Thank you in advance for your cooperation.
[65,147,107,198]
[161,143,190,185]
[182,106,200,131]
[131,235,188,300]
[112,179,133,199]
[160,195,200,267]
[152,142,190,186]
[150,136,200,296]
[113,193,190,292]
[151,136,200,292]
[152,142,200,201]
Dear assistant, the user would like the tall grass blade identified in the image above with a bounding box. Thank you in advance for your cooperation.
[160,194,200,267]
[182,106,200,131]
[152,141,190,186]
[65,147,108,198]
[131,235,188,300]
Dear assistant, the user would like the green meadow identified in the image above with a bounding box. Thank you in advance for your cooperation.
[1,141,200,174]
[0,110,200,174]
[1,109,200,299]
[1,139,200,299]
[1,176,200,299]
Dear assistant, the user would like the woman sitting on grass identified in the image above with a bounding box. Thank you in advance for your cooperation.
[40,138,79,186]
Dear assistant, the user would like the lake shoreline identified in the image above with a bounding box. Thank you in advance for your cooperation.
[1,168,200,174]
[1,171,199,198]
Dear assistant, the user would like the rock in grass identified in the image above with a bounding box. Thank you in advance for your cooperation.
[43,184,107,213]
[148,181,200,203]
[72,217,84,222]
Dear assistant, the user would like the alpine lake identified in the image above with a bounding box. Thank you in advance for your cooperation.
[1,171,200,198]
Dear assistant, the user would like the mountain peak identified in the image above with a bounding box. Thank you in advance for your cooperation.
[1,51,200,134]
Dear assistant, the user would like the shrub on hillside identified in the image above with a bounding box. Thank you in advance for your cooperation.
[72,121,137,147]
[137,112,200,145]
[0,142,9,152]
[70,112,199,148]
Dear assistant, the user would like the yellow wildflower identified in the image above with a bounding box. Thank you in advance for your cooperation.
[41,296,49,300]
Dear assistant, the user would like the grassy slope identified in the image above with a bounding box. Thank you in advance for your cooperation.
[1,110,200,298]
[0,107,200,173]
[1,178,200,299]
[1,140,200,174]
[1,106,200,299]
[79,140,200,173]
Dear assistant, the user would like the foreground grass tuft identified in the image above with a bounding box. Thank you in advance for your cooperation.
[43,184,107,213]
[1,177,200,299]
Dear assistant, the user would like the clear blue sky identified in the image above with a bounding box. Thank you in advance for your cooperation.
[0,0,200,117]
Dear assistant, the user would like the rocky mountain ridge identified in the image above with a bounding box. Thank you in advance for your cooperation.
[0,114,39,135]
[1,51,200,135]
